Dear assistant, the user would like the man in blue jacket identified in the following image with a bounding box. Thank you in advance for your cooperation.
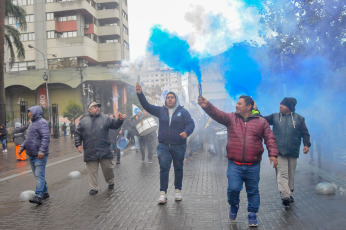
[136,83,195,204]
[19,105,50,205]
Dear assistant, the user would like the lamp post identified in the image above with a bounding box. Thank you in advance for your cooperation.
[28,44,56,123]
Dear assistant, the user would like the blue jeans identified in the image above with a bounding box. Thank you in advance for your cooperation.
[134,135,139,150]
[111,143,121,160]
[157,143,186,192]
[227,160,261,213]
[1,139,6,150]
[29,155,48,198]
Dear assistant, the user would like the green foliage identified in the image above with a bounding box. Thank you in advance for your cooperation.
[63,100,83,122]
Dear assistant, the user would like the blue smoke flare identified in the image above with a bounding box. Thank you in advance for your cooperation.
[147,25,202,83]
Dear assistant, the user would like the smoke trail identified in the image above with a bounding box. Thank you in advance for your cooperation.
[147,25,202,83]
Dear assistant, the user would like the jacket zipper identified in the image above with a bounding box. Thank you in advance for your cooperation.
[242,121,247,163]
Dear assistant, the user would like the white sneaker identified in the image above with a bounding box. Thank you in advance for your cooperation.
[158,191,167,204]
[3,149,7,153]
[175,189,182,201]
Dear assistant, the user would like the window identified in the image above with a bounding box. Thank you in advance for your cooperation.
[122,0,127,6]
[46,0,54,2]
[123,25,128,35]
[47,31,55,39]
[20,33,35,41]
[25,14,34,22]
[57,15,77,22]
[122,11,128,20]
[57,31,77,38]
[9,61,36,72]
[46,13,54,20]
[8,16,15,25]
[124,41,129,49]
[105,39,119,43]
[14,0,34,5]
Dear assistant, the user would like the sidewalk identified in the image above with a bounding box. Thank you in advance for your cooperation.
[0,139,345,229]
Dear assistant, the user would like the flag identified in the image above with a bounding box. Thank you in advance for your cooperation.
[160,84,170,104]
[132,104,142,116]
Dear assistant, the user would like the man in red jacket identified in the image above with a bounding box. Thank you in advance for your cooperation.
[198,95,278,227]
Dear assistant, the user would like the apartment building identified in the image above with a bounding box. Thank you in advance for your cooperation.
[4,0,131,123]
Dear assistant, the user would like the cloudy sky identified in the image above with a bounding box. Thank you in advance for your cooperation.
[128,0,264,61]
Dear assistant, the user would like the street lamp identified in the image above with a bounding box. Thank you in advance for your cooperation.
[28,44,56,123]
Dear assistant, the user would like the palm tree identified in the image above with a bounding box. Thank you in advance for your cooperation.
[0,0,27,124]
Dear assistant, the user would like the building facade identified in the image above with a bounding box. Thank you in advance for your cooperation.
[4,0,131,126]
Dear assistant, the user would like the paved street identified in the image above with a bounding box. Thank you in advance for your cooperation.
[0,138,345,230]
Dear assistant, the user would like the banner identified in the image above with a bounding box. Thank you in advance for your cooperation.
[132,104,141,116]
[160,84,170,104]
[38,85,47,108]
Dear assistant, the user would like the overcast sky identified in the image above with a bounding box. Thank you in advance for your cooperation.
[128,0,264,61]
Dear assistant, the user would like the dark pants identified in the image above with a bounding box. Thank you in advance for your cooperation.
[157,143,186,192]
[139,132,156,161]
[227,160,261,213]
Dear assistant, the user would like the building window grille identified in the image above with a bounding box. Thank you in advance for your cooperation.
[46,13,54,20]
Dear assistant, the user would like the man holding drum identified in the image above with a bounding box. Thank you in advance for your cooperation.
[136,83,195,204]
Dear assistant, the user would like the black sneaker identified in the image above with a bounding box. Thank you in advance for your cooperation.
[89,189,98,195]
[116,160,120,164]
[282,197,290,206]
[289,196,294,203]
[29,196,42,205]
[42,193,50,200]
[108,184,115,190]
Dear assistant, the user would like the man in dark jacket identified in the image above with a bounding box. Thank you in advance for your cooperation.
[136,83,195,204]
[198,95,278,227]
[75,102,125,195]
[137,110,157,163]
[19,105,50,205]
[0,124,8,153]
[262,97,311,207]
[13,122,30,160]
[69,121,76,139]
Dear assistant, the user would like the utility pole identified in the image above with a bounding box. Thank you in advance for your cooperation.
[0,1,6,124]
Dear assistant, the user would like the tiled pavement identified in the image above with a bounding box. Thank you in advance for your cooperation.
[0,138,345,230]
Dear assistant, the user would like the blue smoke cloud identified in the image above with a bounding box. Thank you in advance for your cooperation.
[243,0,264,11]
[147,25,202,83]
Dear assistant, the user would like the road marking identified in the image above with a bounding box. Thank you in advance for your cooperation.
[0,155,82,183]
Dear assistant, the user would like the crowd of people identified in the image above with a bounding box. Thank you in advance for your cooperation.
[2,83,311,228]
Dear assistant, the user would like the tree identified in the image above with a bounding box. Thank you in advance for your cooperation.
[0,0,27,124]
[63,100,83,123]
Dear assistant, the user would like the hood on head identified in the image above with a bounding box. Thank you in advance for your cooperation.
[165,91,180,109]
[28,105,43,120]
[15,122,22,128]
[0,124,5,129]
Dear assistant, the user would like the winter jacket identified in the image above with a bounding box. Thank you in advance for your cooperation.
[203,102,278,163]
[21,106,50,156]
[137,92,195,145]
[264,113,311,158]
[0,124,8,140]
[12,122,29,145]
[75,113,123,162]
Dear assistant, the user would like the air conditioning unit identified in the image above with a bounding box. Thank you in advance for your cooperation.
[84,24,89,29]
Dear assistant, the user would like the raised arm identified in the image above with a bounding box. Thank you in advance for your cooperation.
[136,83,161,117]
[263,114,274,125]
[198,96,230,126]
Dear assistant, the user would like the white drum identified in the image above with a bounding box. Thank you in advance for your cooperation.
[136,118,158,136]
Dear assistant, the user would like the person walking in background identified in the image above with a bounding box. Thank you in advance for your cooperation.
[261,97,311,207]
[109,114,122,164]
[61,122,67,136]
[18,105,50,205]
[69,121,76,139]
[137,110,157,163]
[198,95,278,227]
[136,83,195,204]
[13,122,30,161]
[0,124,8,153]
[75,102,125,195]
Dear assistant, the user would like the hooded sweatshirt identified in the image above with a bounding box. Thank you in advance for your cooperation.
[0,124,8,140]
[137,92,195,145]
[21,105,50,156]
[12,122,29,145]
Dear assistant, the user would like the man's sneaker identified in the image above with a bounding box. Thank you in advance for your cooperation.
[29,196,42,205]
[228,204,239,220]
[174,189,182,201]
[116,160,120,164]
[42,193,50,200]
[289,196,294,203]
[158,191,167,204]
[282,197,290,206]
[89,189,98,195]
[3,149,7,153]
[108,184,115,190]
[248,212,258,227]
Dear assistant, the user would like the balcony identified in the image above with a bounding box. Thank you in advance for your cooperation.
[96,25,120,36]
[95,0,119,4]
[98,43,121,62]
[97,8,119,19]
[46,0,97,18]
